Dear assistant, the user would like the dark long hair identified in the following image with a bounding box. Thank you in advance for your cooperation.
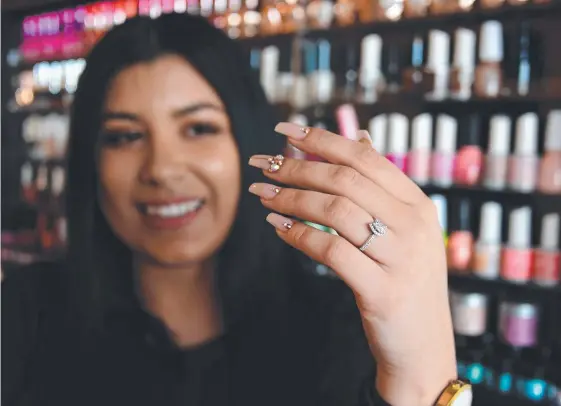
[66,14,287,332]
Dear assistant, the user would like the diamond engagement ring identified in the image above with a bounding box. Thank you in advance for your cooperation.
[359,219,388,252]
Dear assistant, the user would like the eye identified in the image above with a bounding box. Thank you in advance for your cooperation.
[100,130,143,148]
[182,122,221,138]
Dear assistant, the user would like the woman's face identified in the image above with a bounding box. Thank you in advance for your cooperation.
[98,55,241,266]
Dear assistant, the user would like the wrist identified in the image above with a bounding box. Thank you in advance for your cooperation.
[375,367,458,406]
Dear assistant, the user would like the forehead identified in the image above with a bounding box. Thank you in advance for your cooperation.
[104,54,223,112]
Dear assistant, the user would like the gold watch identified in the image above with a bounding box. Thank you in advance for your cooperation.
[435,380,473,406]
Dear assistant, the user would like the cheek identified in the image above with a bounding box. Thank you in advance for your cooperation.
[97,153,137,215]
[202,141,241,204]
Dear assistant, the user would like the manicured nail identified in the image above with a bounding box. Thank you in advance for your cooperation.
[275,122,309,140]
[266,213,293,231]
[249,183,281,199]
[357,130,372,145]
[248,155,272,170]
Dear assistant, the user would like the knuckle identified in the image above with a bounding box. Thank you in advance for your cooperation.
[292,224,313,247]
[324,196,353,224]
[323,238,345,268]
[331,166,360,189]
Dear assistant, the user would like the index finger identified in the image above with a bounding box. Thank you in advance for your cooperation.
[274,122,425,204]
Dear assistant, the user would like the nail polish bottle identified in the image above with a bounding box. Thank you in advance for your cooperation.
[450,28,476,101]
[455,114,482,186]
[342,45,359,101]
[407,113,433,185]
[316,40,334,104]
[286,114,308,160]
[516,22,532,97]
[386,114,409,172]
[450,291,489,337]
[483,116,512,191]
[306,0,334,29]
[532,213,560,287]
[404,0,429,17]
[260,46,280,103]
[499,302,538,348]
[305,41,319,104]
[473,202,503,279]
[474,21,504,99]
[359,34,384,103]
[336,104,360,141]
[538,110,561,194]
[447,198,473,271]
[290,43,309,110]
[402,35,430,94]
[508,113,539,193]
[501,206,533,283]
[334,0,357,26]
[368,114,388,155]
[431,114,457,187]
[431,194,448,244]
[425,30,451,102]
[383,42,402,94]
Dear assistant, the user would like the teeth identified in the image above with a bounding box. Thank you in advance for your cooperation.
[146,200,203,218]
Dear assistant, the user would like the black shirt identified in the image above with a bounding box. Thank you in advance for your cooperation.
[2,261,391,406]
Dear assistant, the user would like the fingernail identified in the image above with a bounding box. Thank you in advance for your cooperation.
[249,183,281,199]
[248,156,272,170]
[266,213,293,231]
[357,130,372,145]
[274,122,308,140]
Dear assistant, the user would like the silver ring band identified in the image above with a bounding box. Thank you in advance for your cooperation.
[359,219,387,252]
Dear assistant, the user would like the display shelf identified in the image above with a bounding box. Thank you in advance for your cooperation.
[448,272,561,300]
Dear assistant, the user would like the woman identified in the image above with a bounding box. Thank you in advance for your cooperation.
[2,14,462,406]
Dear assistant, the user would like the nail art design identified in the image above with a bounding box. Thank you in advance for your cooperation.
[267,155,285,173]
[266,213,294,231]
[249,183,281,199]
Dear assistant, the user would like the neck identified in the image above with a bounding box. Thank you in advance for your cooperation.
[135,258,222,348]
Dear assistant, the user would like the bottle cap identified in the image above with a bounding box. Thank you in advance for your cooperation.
[479,21,504,63]
[488,115,512,155]
[411,114,433,150]
[460,114,481,146]
[478,202,503,243]
[544,110,561,152]
[430,194,448,233]
[453,28,476,70]
[336,104,360,141]
[317,39,331,71]
[435,114,457,153]
[450,198,471,232]
[427,30,450,70]
[506,303,538,319]
[387,113,409,154]
[368,115,388,154]
[451,292,488,308]
[508,206,532,247]
[540,213,559,250]
[360,34,383,79]
[514,113,538,155]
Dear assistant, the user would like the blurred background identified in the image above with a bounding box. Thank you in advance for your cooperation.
[1,0,560,404]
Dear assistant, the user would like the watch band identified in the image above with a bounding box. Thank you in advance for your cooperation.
[435,380,472,406]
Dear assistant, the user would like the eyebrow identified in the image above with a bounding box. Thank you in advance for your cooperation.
[102,102,225,122]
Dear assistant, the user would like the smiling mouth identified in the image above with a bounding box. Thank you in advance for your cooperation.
[137,198,206,229]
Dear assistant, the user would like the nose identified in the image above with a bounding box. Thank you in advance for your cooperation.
[138,135,185,186]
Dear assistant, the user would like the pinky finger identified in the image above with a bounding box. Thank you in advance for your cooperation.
[266,213,389,297]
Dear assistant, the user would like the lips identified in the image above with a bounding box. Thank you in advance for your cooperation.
[137,198,205,230]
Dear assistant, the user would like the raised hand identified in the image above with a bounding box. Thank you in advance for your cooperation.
[248,122,457,406]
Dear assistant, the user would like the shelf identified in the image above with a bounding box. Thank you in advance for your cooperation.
[448,272,561,300]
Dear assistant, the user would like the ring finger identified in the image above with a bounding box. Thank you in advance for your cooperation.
[249,183,399,266]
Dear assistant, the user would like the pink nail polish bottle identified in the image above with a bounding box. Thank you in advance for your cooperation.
[454,114,483,186]
[431,114,457,187]
[499,302,538,348]
[386,113,409,172]
[538,110,561,194]
[368,114,388,154]
[447,198,473,271]
[473,202,503,279]
[336,104,360,141]
[407,113,433,185]
[483,115,512,190]
[532,213,560,287]
[508,113,539,193]
[501,206,533,283]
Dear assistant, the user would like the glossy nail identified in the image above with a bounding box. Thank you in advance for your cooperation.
[248,155,273,170]
[357,130,372,145]
[249,183,281,199]
[275,122,309,140]
[266,213,293,231]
